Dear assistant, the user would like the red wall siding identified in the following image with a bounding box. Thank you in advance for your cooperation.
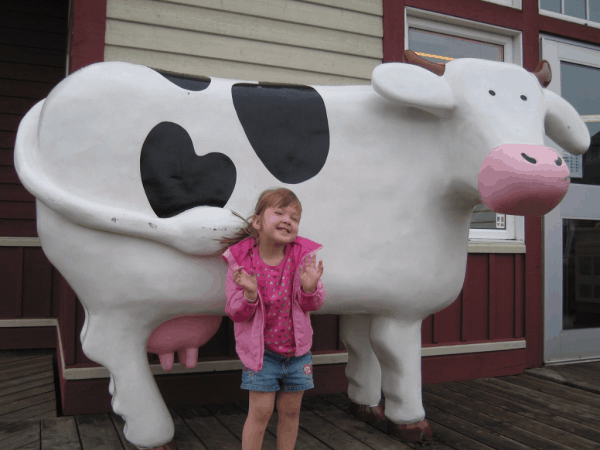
[0,0,69,237]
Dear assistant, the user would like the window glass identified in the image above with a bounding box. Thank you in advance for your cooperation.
[560,62,600,184]
[408,28,505,230]
[540,0,561,13]
[564,0,587,18]
[591,0,600,22]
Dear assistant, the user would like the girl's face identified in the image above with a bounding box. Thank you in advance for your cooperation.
[253,203,301,247]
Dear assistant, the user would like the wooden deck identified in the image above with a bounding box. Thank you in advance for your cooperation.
[1,350,600,449]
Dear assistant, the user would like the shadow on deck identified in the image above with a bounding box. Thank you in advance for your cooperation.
[0,349,599,449]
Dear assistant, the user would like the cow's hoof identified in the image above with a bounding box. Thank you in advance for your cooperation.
[388,418,433,444]
[135,439,179,450]
[350,398,386,422]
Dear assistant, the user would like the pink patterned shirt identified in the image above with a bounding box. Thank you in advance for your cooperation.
[253,246,296,355]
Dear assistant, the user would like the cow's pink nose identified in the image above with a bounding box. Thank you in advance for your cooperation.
[478,144,570,216]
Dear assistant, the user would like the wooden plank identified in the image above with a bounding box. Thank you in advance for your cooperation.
[0,356,54,383]
[441,380,600,444]
[502,373,600,411]
[0,184,35,202]
[527,364,600,395]
[425,383,595,450]
[426,418,496,450]
[0,383,55,407]
[460,378,600,429]
[0,0,68,18]
[104,46,371,85]
[0,419,39,450]
[302,395,412,450]
[0,374,55,399]
[488,253,497,340]
[41,416,82,450]
[432,293,461,344]
[0,246,23,317]
[18,441,41,450]
[0,399,56,426]
[535,362,600,392]
[0,114,23,132]
[0,166,20,183]
[108,0,383,37]
[105,20,380,80]
[462,254,489,341]
[423,403,530,450]
[22,247,53,317]
[495,254,515,339]
[76,413,125,450]
[0,62,64,84]
[0,78,56,99]
[0,98,39,116]
[0,329,55,351]
[0,219,37,237]
[311,315,338,351]
[421,314,433,345]
[423,390,568,450]
[107,0,382,59]
[177,406,242,450]
[296,0,382,15]
[0,390,55,417]
[0,201,36,220]
[0,28,68,51]
[514,253,524,338]
[0,10,67,34]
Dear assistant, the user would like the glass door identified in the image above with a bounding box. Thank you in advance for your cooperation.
[542,37,600,363]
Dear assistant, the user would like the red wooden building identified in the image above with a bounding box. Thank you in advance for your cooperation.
[1,0,599,415]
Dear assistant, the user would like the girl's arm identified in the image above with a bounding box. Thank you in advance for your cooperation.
[299,278,326,312]
[225,265,259,322]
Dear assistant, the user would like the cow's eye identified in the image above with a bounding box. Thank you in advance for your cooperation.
[489,90,496,96]
[520,95,527,101]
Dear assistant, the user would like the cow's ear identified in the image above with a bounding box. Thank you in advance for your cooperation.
[371,63,455,117]
[544,89,590,155]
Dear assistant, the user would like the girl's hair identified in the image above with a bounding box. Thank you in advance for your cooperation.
[220,188,302,248]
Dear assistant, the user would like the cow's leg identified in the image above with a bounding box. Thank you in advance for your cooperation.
[339,314,385,422]
[80,309,175,449]
[369,316,432,444]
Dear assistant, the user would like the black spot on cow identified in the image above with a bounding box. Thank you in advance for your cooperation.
[140,122,236,218]
[232,83,329,184]
[154,70,211,91]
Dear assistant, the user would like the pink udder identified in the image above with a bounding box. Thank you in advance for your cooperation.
[147,315,222,371]
[478,144,570,216]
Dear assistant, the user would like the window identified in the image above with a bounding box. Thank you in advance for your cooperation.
[540,0,600,27]
[406,10,524,242]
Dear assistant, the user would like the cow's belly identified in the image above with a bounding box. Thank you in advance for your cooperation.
[37,202,227,319]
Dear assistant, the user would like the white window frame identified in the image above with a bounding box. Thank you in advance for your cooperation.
[405,9,525,243]
[482,0,522,9]
[539,0,600,29]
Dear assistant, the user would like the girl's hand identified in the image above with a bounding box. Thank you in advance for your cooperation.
[234,268,257,300]
[300,254,324,294]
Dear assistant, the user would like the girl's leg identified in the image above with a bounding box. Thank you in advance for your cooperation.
[243,391,276,450]
[275,391,304,450]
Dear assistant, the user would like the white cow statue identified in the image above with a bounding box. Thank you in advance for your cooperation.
[14,50,589,449]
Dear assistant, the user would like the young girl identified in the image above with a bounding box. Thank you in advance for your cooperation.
[221,188,325,450]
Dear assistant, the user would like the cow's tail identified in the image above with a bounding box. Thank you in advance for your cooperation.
[14,101,244,256]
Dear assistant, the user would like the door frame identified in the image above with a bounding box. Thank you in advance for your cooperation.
[542,35,600,364]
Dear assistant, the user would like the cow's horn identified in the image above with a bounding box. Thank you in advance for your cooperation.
[403,50,445,76]
[533,60,552,88]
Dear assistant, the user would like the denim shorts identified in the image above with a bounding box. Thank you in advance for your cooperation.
[241,348,314,392]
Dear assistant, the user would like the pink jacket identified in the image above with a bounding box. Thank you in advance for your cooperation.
[222,236,326,372]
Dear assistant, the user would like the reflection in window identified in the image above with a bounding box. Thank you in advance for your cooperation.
[408,28,504,230]
[560,62,600,185]
[563,219,600,330]
[541,0,600,22]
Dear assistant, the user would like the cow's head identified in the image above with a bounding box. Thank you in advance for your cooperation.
[371,50,590,216]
